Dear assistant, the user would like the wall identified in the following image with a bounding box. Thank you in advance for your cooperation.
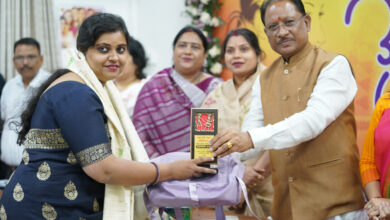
[54,0,190,76]
[128,1,191,75]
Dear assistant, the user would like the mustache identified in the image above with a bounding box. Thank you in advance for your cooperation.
[20,66,33,71]
[277,37,293,45]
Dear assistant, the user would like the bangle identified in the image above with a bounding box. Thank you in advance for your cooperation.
[150,162,160,185]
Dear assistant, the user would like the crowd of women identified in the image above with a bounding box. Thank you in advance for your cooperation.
[0,10,389,220]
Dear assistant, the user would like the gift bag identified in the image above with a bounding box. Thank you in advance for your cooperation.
[143,152,259,220]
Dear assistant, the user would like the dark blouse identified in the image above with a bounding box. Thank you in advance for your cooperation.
[0,81,112,220]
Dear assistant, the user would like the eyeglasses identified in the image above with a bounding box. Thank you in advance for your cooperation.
[264,15,306,34]
[14,55,38,63]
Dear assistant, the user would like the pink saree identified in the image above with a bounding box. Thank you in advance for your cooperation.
[375,108,390,197]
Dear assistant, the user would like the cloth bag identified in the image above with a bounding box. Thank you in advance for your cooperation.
[143,152,258,220]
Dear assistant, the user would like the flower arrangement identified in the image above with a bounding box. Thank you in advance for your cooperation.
[185,0,224,75]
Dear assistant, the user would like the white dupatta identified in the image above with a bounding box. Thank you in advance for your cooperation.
[171,69,207,107]
[67,49,149,220]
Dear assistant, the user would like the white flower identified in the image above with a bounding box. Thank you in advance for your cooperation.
[210,17,220,27]
[210,62,223,74]
[208,45,221,58]
[202,30,208,37]
[199,12,211,24]
[189,6,199,16]
[200,0,210,4]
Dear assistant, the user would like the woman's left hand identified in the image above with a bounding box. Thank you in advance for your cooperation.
[210,128,254,157]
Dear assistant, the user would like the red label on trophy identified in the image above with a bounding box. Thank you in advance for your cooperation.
[195,113,215,132]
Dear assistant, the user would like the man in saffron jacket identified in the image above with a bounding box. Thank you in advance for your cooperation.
[210,0,365,219]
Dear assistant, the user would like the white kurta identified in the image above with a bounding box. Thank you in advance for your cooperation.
[240,55,357,160]
[1,69,51,166]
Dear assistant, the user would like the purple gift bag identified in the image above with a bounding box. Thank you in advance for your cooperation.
[143,152,259,220]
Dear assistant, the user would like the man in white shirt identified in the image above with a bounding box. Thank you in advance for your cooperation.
[1,38,50,177]
[210,0,365,219]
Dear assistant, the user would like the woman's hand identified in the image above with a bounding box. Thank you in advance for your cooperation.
[365,198,390,219]
[164,157,217,180]
[210,128,254,158]
[243,166,265,188]
[378,201,390,220]
[84,155,216,186]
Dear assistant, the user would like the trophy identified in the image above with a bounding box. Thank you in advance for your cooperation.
[190,108,218,169]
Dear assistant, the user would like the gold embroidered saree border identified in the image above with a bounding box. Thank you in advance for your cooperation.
[24,128,112,166]
[76,143,112,167]
[24,128,68,149]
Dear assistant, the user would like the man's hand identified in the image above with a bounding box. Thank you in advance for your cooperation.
[243,166,265,188]
[209,128,254,157]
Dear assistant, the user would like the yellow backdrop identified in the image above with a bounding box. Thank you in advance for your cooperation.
[215,0,390,150]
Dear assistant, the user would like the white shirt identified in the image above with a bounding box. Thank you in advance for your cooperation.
[1,69,51,166]
[239,55,357,161]
[118,78,148,117]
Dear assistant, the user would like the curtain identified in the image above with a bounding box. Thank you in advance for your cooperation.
[0,0,59,80]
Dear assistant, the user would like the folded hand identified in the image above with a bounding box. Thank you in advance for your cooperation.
[243,166,265,188]
[365,198,390,220]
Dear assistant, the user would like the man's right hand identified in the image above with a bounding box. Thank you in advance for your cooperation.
[209,128,254,158]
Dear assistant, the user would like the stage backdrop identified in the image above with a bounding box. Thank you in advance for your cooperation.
[215,0,390,151]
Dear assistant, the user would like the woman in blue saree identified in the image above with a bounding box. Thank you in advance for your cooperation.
[0,13,215,220]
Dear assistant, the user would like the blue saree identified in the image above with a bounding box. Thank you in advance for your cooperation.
[0,81,112,220]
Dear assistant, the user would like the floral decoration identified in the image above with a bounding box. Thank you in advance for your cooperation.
[185,0,224,75]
